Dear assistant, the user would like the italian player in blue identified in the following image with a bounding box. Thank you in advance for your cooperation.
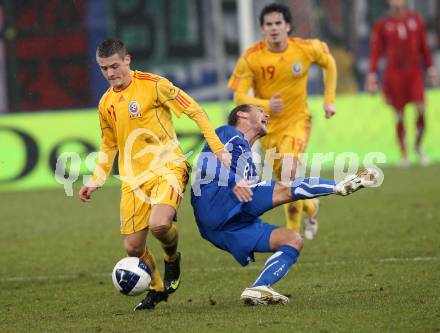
[191,104,379,305]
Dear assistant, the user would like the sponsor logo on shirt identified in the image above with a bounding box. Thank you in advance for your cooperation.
[128,100,142,119]
[291,62,303,76]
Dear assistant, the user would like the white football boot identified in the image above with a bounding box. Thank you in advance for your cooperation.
[334,168,380,196]
[416,150,431,167]
[399,157,411,168]
[240,286,289,305]
[304,198,320,240]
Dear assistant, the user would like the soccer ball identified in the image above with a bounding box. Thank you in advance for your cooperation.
[112,257,152,296]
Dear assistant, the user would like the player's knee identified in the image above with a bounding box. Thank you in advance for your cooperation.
[273,228,303,250]
[275,182,293,200]
[149,208,175,233]
[124,243,144,257]
[150,224,171,238]
[282,182,293,198]
[284,230,304,250]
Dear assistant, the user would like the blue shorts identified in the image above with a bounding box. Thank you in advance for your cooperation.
[194,181,279,266]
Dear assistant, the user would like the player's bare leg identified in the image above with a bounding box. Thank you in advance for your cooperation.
[395,108,409,167]
[150,204,181,295]
[124,230,163,293]
[124,229,169,311]
[414,102,430,166]
[303,198,320,240]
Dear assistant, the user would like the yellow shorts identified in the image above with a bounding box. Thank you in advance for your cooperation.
[260,116,311,179]
[119,166,189,235]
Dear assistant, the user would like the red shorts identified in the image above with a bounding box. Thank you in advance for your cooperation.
[383,68,425,110]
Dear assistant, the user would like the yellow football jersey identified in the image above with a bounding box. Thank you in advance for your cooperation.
[92,70,224,189]
[228,37,337,133]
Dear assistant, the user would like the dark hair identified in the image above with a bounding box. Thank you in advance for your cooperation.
[96,38,127,58]
[228,104,253,126]
[259,3,292,26]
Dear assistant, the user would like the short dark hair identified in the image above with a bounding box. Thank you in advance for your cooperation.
[96,38,127,58]
[259,3,292,26]
[228,104,253,126]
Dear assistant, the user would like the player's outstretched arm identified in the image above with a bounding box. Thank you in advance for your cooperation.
[156,78,231,168]
[215,150,232,169]
[315,40,336,118]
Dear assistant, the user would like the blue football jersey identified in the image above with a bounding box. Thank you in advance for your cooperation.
[193,125,257,192]
[191,125,258,230]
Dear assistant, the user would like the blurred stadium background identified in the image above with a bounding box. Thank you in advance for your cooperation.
[1,0,440,192]
[2,0,440,110]
[0,0,440,189]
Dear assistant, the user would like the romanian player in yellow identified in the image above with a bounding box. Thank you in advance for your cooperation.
[79,38,230,311]
[228,3,337,240]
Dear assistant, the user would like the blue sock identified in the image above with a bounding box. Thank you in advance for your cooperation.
[252,245,300,287]
[291,177,335,200]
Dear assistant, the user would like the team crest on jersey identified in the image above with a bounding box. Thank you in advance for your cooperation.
[291,62,303,76]
[408,18,417,30]
[128,100,142,119]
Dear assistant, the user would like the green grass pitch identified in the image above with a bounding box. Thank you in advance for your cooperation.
[0,165,439,332]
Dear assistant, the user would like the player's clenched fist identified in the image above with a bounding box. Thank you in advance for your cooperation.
[269,93,283,113]
[79,185,98,202]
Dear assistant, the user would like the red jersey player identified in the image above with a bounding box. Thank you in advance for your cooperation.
[366,0,438,166]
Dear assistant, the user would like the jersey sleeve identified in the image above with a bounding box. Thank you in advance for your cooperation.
[90,100,118,186]
[368,21,385,73]
[227,57,270,111]
[416,15,433,68]
[156,78,224,154]
[311,39,337,104]
[228,56,254,91]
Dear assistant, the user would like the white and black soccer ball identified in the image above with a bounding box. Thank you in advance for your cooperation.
[112,257,152,296]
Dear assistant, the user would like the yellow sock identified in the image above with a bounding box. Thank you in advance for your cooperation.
[140,249,164,292]
[303,199,317,219]
[283,200,303,232]
[151,223,178,262]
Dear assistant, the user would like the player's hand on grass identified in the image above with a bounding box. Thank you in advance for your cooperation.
[232,179,253,202]
[216,150,232,169]
[365,72,379,93]
[427,66,439,86]
[324,103,336,119]
[79,185,99,202]
[269,92,283,113]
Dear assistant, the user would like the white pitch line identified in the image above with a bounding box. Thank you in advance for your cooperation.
[0,272,110,283]
[378,256,440,262]
[0,256,439,283]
